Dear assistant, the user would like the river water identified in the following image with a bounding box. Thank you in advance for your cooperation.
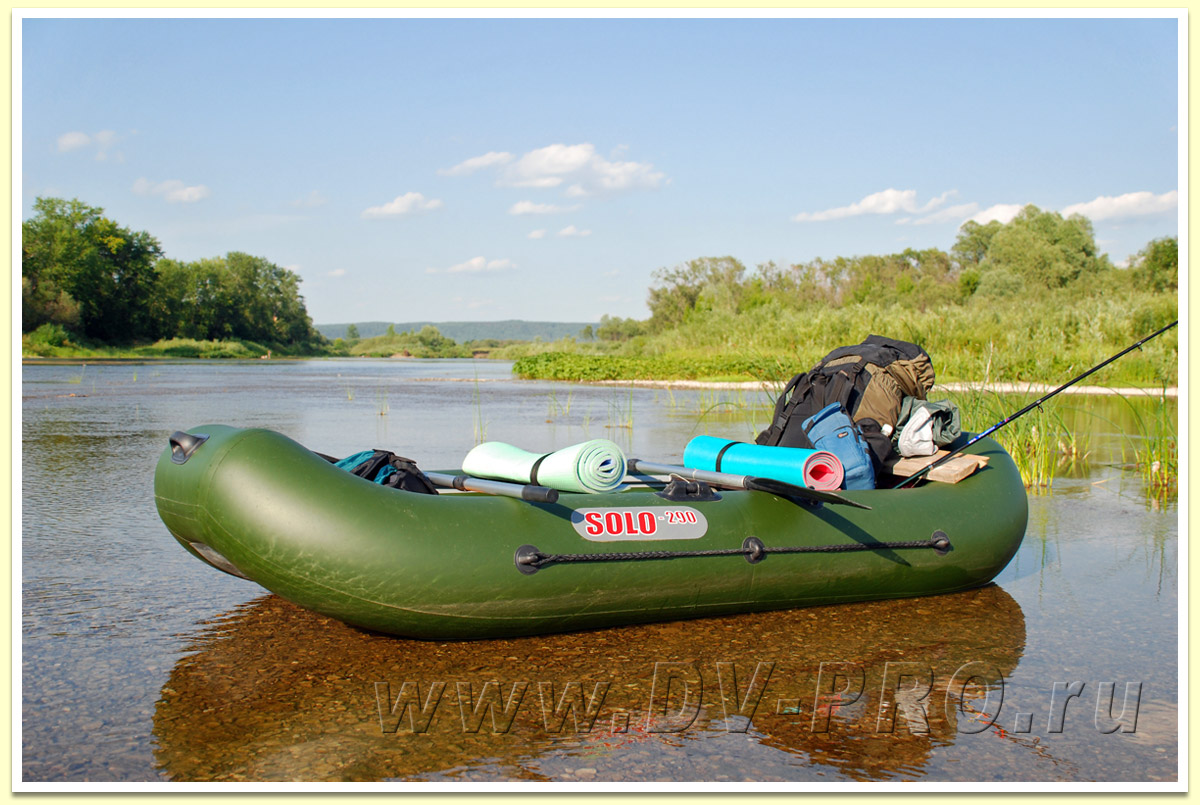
[18,359,1181,787]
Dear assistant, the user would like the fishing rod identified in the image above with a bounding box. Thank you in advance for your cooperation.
[893,319,1178,489]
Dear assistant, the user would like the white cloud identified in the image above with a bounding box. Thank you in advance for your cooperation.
[505,143,595,188]
[794,188,932,222]
[439,151,514,176]
[133,177,211,203]
[57,131,91,151]
[558,225,592,238]
[92,130,118,160]
[908,202,981,225]
[585,156,666,195]
[470,142,666,196]
[427,256,516,274]
[1061,190,1177,221]
[59,129,123,161]
[969,203,1025,225]
[528,229,547,240]
[917,189,957,213]
[292,190,329,208]
[327,268,346,278]
[509,200,578,215]
[361,192,443,218]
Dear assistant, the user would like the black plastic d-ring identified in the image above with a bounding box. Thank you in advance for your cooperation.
[514,544,543,575]
[743,536,766,564]
[931,530,952,555]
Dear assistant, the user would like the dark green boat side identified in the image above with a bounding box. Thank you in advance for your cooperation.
[154,425,1027,639]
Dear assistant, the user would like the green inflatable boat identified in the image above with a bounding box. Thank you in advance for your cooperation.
[154,424,1027,639]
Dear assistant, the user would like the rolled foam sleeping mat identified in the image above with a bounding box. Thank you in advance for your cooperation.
[683,435,845,491]
[462,439,627,494]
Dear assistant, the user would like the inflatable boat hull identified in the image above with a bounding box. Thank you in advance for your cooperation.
[154,425,1027,639]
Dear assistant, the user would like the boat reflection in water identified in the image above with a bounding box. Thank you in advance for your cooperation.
[153,585,1025,783]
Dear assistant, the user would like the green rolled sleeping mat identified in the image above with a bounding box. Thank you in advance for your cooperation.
[154,424,1028,640]
[462,438,627,494]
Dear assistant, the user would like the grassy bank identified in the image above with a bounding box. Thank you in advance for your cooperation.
[21,332,331,360]
[25,288,1176,390]
[510,352,784,383]
[512,294,1177,389]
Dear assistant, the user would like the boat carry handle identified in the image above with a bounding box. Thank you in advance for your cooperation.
[169,431,210,465]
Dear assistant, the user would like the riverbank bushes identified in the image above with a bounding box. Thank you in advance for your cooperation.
[20,332,318,360]
[341,324,474,358]
[22,197,327,354]
[513,207,1178,387]
[513,352,784,383]
[23,198,1177,385]
[512,292,1176,387]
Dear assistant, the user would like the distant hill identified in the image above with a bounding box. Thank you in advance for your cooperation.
[316,320,596,343]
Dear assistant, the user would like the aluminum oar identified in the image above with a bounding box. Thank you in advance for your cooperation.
[425,471,559,503]
[627,459,871,510]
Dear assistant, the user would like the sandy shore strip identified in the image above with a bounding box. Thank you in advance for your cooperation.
[933,381,1177,397]
[592,378,1178,397]
[401,374,1177,397]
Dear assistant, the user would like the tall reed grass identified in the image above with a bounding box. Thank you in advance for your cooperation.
[545,390,574,421]
[940,387,1173,498]
[1114,392,1178,503]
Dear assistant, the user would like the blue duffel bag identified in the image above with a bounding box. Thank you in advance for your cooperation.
[802,402,876,490]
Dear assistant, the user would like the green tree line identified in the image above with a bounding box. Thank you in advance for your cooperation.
[22,197,325,352]
[508,205,1177,386]
[636,205,1175,336]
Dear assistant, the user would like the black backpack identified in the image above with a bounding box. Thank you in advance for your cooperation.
[755,335,935,472]
[324,449,439,495]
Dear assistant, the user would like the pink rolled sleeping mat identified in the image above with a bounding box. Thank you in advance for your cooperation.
[682,435,846,491]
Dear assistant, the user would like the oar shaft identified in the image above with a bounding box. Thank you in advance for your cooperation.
[627,459,871,509]
[425,472,559,503]
[628,459,751,490]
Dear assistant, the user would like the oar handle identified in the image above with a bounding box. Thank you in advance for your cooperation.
[425,472,559,503]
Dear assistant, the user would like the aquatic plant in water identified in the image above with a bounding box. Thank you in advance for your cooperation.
[606,388,634,430]
[940,389,1078,491]
[1118,391,1178,503]
[546,390,574,421]
[472,367,489,444]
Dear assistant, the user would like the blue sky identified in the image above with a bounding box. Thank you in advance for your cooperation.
[19,14,1181,325]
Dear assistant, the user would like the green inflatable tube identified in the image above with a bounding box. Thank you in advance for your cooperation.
[154,424,1028,640]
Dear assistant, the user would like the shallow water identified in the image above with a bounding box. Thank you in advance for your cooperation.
[18,359,1179,785]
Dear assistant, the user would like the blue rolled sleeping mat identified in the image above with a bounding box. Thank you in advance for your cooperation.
[682,435,846,491]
